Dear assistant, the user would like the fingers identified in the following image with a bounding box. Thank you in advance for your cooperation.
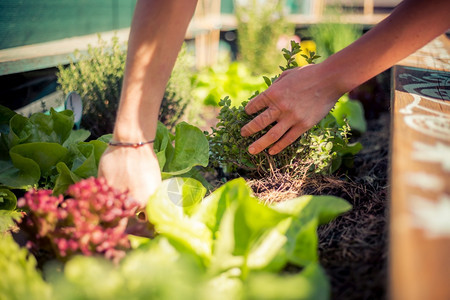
[244,91,273,115]
[268,124,305,155]
[241,106,280,137]
[247,121,289,154]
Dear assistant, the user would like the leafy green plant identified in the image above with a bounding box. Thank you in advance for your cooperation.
[209,41,362,178]
[153,121,209,182]
[192,61,266,107]
[307,22,362,61]
[235,0,294,75]
[57,37,194,138]
[0,105,101,195]
[158,45,195,129]
[57,36,125,138]
[43,177,351,300]
[0,106,209,204]
[331,94,367,134]
[18,177,140,263]
[0,234,52,300]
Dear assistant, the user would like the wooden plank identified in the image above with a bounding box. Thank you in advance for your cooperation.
[0,13,218,76]
[0,28,130,76]
[218,13,391,30]
[390,35,450,300]
[397,35,450,72]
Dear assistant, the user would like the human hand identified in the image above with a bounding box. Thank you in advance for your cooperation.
[240,63,344,155]
[98,145,162,207]
[98,145,161,237]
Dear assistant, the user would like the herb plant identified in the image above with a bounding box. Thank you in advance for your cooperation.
[235,0,294,75]
[307,22,362,62]
[1,177,351,300]
[209,41,362,178]
[57,37,194,137]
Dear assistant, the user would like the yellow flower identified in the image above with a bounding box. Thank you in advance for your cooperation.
[296,40,317,66]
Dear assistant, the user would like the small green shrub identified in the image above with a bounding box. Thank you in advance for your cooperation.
[192,60,266,107]
[235,0,294,76]
[57,36,194,138]
[307,22,362,61]
[208,41,362,178]
[159,45,195,130]
[57,36,125,138]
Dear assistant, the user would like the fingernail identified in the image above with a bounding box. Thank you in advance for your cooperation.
[241,128,247,137]
[248,146,255,154]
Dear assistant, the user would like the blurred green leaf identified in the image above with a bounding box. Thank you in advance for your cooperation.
[0,189,17,211]
[331,95,367,133]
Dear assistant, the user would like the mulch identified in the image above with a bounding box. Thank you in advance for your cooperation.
[246,112,390,300]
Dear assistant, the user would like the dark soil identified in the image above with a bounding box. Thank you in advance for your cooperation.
[315,112,390,300]
[245,112,390,300]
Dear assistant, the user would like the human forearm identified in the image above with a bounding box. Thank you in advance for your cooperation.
[113,0,198,142]
[323,0,450,94]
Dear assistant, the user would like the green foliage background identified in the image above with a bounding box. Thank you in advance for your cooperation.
[235,0,294,75]
[57,37,194,138]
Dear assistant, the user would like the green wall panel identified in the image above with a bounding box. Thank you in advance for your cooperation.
[0,0,136,50]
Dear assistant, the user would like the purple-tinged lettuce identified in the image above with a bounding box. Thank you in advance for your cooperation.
[18,177,139,262]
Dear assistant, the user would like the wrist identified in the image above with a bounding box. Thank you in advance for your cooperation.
[318,56,356,96]
[112,116,157,143]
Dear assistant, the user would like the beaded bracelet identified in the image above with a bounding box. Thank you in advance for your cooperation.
[108,139,155,148]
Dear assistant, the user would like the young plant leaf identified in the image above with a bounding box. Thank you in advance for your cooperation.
[0,188,17,210]
[146,177,212,261]
[162,122,209,177]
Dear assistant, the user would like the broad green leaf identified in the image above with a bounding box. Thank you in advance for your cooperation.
[244,263,330,300]
[0,234,52,300]
[0,210,22,232]
[88,140,108,164]
[27,109,73,144]
[8,109,74,147]
[207,179,290,274]
[0,154,40,188]
[192,178,252,235]
[62,129,91,147]
[331,95,367,133]
[318,113,338,129]
[0,105,16,135]
[10,142,68,178]
[163,122,209,176]
[8,114,33,147]
[57,256,122,299]
[0,189,17,210]
[284,218,320,265]
[53,162,82,195]
[97,134,112,143]
[153,122,171,170]
[272,195,351,266]
[246,225,289,271]
[70,143,98,178]
[0,135,9,161]
[232,192,289,256]
[341,142,363,156]
[48,108,75,143]
[272,195,352,225]
[298,195,352,225]
[146,177,212,261]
